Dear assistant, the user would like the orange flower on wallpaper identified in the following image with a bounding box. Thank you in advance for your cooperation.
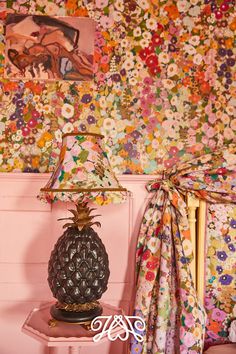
[74,8,88,17]
[202,4,211,15]
[94,50,102,63]
[200,82,211,95]
[0,10,6,20]
[24,82,44,94]
[164,5,180,20]
[65,0,78,11]
[195,71,205,82]
[2,81,18,91]
[182,77,191,87]
[189,93,202,104]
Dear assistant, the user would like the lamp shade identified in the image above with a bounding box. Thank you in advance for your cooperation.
[39,132,127,205]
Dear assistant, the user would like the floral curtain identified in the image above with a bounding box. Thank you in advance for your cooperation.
[131,145,236,354]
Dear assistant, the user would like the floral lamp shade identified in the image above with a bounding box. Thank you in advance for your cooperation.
[39,132,127,205]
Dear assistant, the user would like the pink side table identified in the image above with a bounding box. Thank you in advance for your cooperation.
[22,302,125,354]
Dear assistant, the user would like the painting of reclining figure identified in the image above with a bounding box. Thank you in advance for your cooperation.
[5,14,95,81]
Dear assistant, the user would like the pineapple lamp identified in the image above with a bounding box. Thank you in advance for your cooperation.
[39,132,127,324]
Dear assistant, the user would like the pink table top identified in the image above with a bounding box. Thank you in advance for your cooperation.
[204,344,236,354]
[22,302,125,347]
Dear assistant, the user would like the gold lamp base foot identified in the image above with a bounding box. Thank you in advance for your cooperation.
[49,301,102,324]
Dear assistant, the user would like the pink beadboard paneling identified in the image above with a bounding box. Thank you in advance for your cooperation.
[0,173,156,354]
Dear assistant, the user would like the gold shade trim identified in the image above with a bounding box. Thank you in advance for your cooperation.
[62,132,104,139]
[41,187,127,192]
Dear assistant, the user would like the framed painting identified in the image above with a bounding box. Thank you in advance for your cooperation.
[4,14,95,81]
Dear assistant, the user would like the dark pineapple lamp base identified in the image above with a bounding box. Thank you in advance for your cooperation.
[50,303,103,323]
[47,203,110,324]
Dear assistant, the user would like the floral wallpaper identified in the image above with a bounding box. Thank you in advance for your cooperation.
[0,0,235,347]
[0,0,235,174]
[205,203,236,348]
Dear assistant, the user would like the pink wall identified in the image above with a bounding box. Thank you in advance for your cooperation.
[0,173,155,354]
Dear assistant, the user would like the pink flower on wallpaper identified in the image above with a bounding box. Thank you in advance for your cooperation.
[208,113,217,124]
[211,308,227,322]
[206,127,215,138]
[202,136,209,145]
[160,91,168,100]
[209,93,216,102]
[143,77,154,85]
[169,24,178,35]
[156,98,163,106]
[95,0,109,9]
[149,117,158,125]
[100,15,114,29]
[202,123,210,133]
[230,119,236,131]
[188,128,196,136]
[169,146,179,156]
[204,49,217,65]
[187,136,197,145]
[146,93,156,104]
[96,72,106,81]
[190,119,198,129]
[163,101,170,109]
[142,108,151,116]
[142,86,151,95]
[224,127,235,140]
[162,120,173,130]
[140,98,148,109]
[101,55,109,64]
[95,36,106,47]
[195,143,204,151]
[204,104,212,115]
[208,139,216,149]
[146,124,154,133]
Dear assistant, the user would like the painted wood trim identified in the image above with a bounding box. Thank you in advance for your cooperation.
[0,173,205,298]
[0,172,159,182]
[197,200,207,304]
[187,194,199,288]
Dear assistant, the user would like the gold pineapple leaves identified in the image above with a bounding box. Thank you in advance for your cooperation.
[58,202,101,230]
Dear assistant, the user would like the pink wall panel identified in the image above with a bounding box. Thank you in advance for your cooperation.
[0,173,155,354]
